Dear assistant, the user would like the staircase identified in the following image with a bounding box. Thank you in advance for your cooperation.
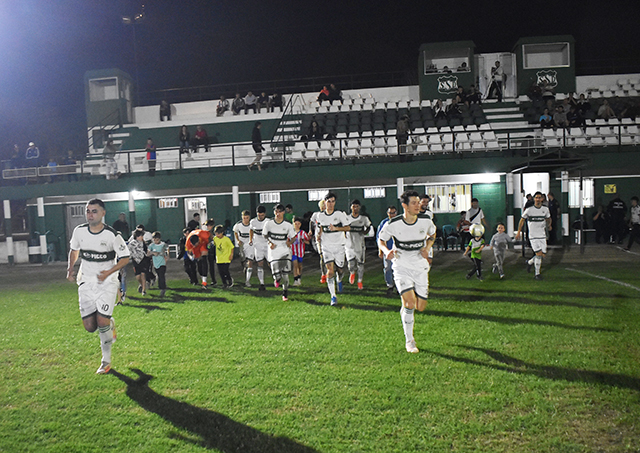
[270,94,306,154]
[483,99,540,145]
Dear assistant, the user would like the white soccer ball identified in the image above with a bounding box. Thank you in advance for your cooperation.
[470,223,485,238]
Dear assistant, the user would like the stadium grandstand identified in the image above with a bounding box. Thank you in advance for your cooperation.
[1,35,639,264]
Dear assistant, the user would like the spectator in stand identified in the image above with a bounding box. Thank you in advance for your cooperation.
[257,92,270,111]
[607,195,627,244]
[592,205,610,244]
[216,96,229,117]
[455,86,467,106]
[244,91,258,114]
[487,61,505,102]
[624,196,640,251]
[620,99,640,120]
[25,142,40,167]
[103,139,119,179]
[442,66,452,73]
[467,85,482,105]
[159,100,171,121]
[553,105,568,129]
[577,93,591,115]
[598,99,617,120]
[457,62,468,72]
[541,81,555,104]
[566,93,578,108]
[567,105,585,128]
[539,108,554,128]
[232,93,245,115]
[247,121,264,171]
[178,125,190,154]
[396,114,410,153]
[328,84,343,103]
[527,82,542,102]
[46,157,58,183]
[433,99,447,120]
[10,144,23,169]
[306,120,324,141]
[270,93,283,112]
[446,97,462,120]
[145,138,156,176]
[62,150,78,182]
[317,86,330,104]
[560,98,572,116]
[192,125,209,152]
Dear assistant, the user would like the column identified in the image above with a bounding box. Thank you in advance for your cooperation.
[37,197,47,264]
[561,171,570,247]
[3,200,14,265]
[128,191,136,230]
[506,173,516,236]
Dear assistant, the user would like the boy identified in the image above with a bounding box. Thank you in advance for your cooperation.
[213,225,234,288]
[177,228,198,285]
[463,227,485,280]
[291,217,310,286]
[148,231,169,296]
[489,223,512,279]
[128,230,150,296]
[186,222,213,290]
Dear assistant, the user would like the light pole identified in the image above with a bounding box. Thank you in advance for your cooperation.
[122,8,145,103]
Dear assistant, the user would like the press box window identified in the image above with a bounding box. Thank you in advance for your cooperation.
[523,43,570,69]
[89,77,119,101]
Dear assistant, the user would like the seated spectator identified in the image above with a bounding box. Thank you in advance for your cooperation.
[442,66,452,73]
[466,85,481,104]
[567,105,585,128]
[178,125,190,154]
[328,84,343,103]
[216,96,229,116]
[62,150,78,182]
[455,86,467,105]
[433,99,447,120]
[46,157,58,183]
[270,93,283,112]
[541,81,555,104]
[317,86,330,104]
[457,62,468,72]
[597,99,616,120]
[232,93,245,115]
[577,94,591,114]
[560,98,572,115]
[257,92,270,111]
[305,121,324,141]
[244,91,257,114]
[539,108,554,128]
[620,99,640,120]
[446,97,462,120]
[553,105,568,128]
[527,82,542,102]
[566,92,578,109]
[25,142,40,167]
[159,100,171,121]
[192,125,209,152]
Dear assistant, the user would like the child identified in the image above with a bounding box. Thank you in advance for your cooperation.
[291,217,310,286]
[463,229,485,280]
[148,231,169,297]
[489,222,512,279]
[177,228,198,285]
[213,225,234,288]
[127,230,149,296]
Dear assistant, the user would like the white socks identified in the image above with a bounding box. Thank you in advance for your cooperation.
[400,307,415,342]
[534,255,542,275]
[257,267,265,284]
[98,324,113,364]
[245,267,253,284]
[357,263,365,283]
[327,277,336,297]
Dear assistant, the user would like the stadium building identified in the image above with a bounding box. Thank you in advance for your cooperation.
[1,35,639,264]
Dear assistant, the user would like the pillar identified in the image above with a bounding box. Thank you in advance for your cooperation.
[506,173,515,236]
[3,200,14,265]
[561,171,570,247]
[128,191,136,230]
[37,197,47,264]
[396,178,404,199]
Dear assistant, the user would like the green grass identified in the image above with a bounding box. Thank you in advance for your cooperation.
[1,255,640,452]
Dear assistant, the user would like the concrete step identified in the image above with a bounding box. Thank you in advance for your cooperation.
[489,121,532,130]
[486,113,525,121]
[483,107,521,114]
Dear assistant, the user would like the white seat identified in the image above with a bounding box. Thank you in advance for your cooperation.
[471,141,485,151]
[604,136,619,145]
[328,104,341,113]
[359,138,374,156]
[440,126,452,133]
[409,100,421,109]
[574,137,588,147]
[413,127,425,134]
[626,125,639,135]
[483,131,497,140]
[372,137,386,155]
[420,100,432,108]
[456,132,470,143]
[568,127,584,137]
[608,118,620,126]
[602,90,614,98]
[486,140,501,150]
[617,78,629,86]
[629,78,640,86]
[590,91,602,99]
[428,134,442,145]
[589,136,604,146]
[429,143,444,153]
[585,127,599,138]
[614,90,626,97]
[466,124,478,131]
[343,140,359,158]
[621,136,634,145]
[457,141,472,152]
[385,137,398,154]
[426,127,439,134]
[452,125,465,132]
[599,126,615,136]
[478,123,491,131]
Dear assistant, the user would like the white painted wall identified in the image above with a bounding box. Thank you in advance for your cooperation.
[0,241,30,264]
[576,73,640,93]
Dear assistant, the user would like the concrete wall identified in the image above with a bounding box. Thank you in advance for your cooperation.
[576,73,640,93]
[0,241,29,264]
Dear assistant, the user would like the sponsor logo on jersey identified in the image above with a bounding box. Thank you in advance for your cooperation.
[394,239,426,251]
[268,232,289,241]
[80,249,116,262]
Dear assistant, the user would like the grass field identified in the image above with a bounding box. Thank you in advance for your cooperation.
[1,247,640,452]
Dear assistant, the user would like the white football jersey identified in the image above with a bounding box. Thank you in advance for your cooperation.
[233,221,252,246]
[70,223,130,284]
[250,217,269,245]
[345,214,371,251]
[378,214,436,270]
[522,205,550,240]
[263,219,295,261]
[316,210,350,247]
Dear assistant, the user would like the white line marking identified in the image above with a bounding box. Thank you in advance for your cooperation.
[565,268,640,292]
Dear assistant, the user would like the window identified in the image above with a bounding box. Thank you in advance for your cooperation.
[70,205,85,217]
[363,187,386,199]
[568,179,594,208]
[260,192,280,204]
[159,198,178,209]
[89,77,119,101]
[308,190,329,202]
[424,184,472,213]
[523,43,570,69]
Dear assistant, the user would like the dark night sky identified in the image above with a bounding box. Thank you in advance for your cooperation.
[0,0,638,157]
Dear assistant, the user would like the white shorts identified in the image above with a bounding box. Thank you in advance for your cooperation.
[270,258,292,275]
[530,238,547,254]
[241,243,254,261]
[78,281,118,319]
[253,243,268,262]
[322,244,346,268]
[345,246,365,264]
[393,265,430,301]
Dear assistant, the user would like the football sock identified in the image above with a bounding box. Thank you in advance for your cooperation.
[98,324,113,364]
[245,267,253,284]
[282,274,290,290]
[534,256,542,275]
[257,267,265,284]
[527,257,535,265]
[327,277,336,298]
[401,307,415,342]
[201,276,207,285]
[348,259,357,274]
[357,263,365,283]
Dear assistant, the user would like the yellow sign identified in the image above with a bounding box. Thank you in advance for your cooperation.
[604,184,617,194]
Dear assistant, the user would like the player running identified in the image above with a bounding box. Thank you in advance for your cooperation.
[315,192,350,306]
[249,205,269,291]
[233,210,254,287]
[515,191,551,280]
[66,199,130,374]
[345,199,371,289]
[291,217,310,286]
[263,204,296,300]
[309,199,328,283]
[378,190,436,353]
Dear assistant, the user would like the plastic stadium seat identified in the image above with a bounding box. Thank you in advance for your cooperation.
[589,136,604,146]
[604,136,619,145]
[343,139,358,158]
[359,138,374,156]
[486,140,501,150]
[478,123,491,131]
[590,91,602,99]
[385,137,398,154]
[420,100,432,108]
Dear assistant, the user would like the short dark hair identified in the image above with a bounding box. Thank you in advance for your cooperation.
[631,196,639,202]
[189,235,200,245]
[134,230,145,239]
[274,204,285,212]
[241,210,251,216]
[534,191,543,197]
[496,222,505,228]
[182,228,190,234]
[193,213,200,218]
[387,205,397,211]
[136,224,145,230]
[152,231,161,239]
[87,198,105,209]
[324,192,337,201]
[257,205,266,214]
[351,199,361,206]
[471,198,479,203]
[293,216,302,223]
[420,194,431,201]
[204,219,216,226]
[214,225,225,234]
[400,190,420,205]
[285,204,293,210]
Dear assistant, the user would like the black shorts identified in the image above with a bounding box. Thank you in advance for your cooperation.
[133,257,151,275]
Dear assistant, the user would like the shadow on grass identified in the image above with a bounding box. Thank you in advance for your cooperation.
[425,345,640,392]
[433,286,630,300]
[430,292,613,310]
[301,298,397,312]
[110,368,318,453]
[422,309,617,332]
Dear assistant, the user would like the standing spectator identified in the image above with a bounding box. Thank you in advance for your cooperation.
[284,204,295,223]
[607,196,627,244]
[213,225,234,288]
[377,205,398,296]
[592,205,610,244]
[232,93,245,115]
[145,138,156,176]
[46,157,58,183]
[244,91,257,114]
[178,125,190,154]
[457,211,470,250]
[159,100,171,121]
[25,142,40,167]
[291,217,310,286]
[247,121,264,171]
[62,150,78,182]
[541,81,555,105]
[187,212,201,231]
[257,92,270,111]
[396,114,410,153]
[177,228,198,285]
[192,125,209,152]
[598,99,617,120]
[216,96,229,117]
[103,139,119,180]
[547,192,560,244]
[464,198,489,232]
[148,232,168,297]
[270,93,283,112]
[9,144,23,169]
[539,108,554,128]
[524,194,534,209]
[487,61,504,102]
[624,196,640,251]
[113,212,130,238]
